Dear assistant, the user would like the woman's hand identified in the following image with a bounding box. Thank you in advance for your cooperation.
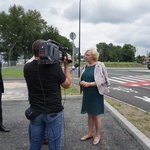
[80,80,90,87]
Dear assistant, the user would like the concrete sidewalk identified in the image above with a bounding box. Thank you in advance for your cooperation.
[0,79,149,150]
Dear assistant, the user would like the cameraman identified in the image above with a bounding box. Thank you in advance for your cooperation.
[24,39,71,150]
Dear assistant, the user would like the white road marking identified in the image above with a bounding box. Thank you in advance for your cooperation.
[134,96,150,103]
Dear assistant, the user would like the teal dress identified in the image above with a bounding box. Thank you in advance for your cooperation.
[81,65,104,115]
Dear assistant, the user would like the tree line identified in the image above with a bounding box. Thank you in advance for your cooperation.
[96,42,136,62]
[0,5,146,63]
[0,4,72,62]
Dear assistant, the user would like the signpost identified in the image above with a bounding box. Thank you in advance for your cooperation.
[70,32,76,84]
[69,32,76,65]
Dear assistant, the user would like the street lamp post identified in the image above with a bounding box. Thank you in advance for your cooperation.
[78,0,81,77]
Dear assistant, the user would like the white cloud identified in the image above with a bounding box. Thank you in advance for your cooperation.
[0,0,150,56]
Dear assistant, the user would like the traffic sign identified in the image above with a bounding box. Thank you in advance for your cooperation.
[70,32,76,40]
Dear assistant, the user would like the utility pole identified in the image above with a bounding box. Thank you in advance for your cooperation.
[78,0,81,77]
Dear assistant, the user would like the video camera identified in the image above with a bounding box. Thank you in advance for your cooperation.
[38,40,72,65]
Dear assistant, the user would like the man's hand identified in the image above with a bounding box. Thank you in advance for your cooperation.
[64,53,72,64]
[61,53,72,89]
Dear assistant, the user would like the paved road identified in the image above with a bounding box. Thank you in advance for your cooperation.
[107,68,150,111]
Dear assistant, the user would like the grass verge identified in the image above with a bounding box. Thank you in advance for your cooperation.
[2,66,23,76]
[104,96,150,139]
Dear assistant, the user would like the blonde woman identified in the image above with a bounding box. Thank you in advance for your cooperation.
[80,48,110,145]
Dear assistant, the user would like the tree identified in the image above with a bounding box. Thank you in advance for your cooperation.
[41,25,59,40]
[0,5,73,64]
[135,55,145,63]
[96,42,137,62]
[96,42,109,61]
[0,5,24,63]
[0,5,46,63]
[41,25,72,56]
[121,44,136,62]
[21,9,47,61]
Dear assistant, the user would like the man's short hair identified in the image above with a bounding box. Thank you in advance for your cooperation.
[32,39,45,57]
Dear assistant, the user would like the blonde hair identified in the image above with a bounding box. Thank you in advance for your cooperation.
[85,48,99,61]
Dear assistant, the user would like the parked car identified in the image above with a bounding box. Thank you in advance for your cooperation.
[147,62,150,69]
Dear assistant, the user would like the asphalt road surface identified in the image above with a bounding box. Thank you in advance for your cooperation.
[107,68,150,111]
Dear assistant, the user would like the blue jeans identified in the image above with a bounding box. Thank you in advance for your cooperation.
[29,112,63,150]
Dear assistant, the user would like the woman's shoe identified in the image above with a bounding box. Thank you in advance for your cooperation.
[93,139,100,145]
[80,135,93,141]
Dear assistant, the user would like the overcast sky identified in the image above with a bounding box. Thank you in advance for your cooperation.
[0,0,150,56]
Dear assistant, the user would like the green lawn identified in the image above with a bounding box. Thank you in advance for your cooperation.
[2,66,23,76]
[2,62,146,76]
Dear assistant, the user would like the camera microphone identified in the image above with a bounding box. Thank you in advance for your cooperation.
[71,63,79,71]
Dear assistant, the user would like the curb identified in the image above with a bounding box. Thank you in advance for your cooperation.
[104,100,150,150]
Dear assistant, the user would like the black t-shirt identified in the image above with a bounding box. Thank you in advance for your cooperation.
[24,60,66,113]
